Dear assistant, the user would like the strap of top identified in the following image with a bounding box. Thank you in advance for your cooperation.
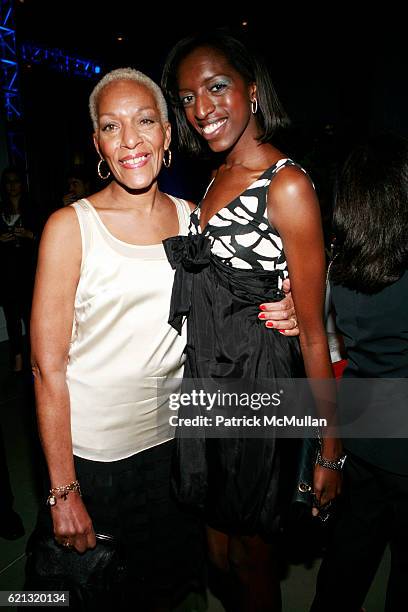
[71,200,93,272]
[167,195,191,236]
[72,196,191,262]
[263,158,297,179]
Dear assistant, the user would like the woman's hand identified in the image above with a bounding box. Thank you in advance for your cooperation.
[51,492,96,553]
[14,227,34,239]
[312,464,343,517]
[258,278,299,336]
[0,232,16,242]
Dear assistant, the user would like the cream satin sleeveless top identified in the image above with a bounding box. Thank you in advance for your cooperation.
[67,196,190,461]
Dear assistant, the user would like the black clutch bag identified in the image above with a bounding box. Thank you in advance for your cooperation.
[24,531,127,611]
[292,436,318,511]
[280,436,331,565]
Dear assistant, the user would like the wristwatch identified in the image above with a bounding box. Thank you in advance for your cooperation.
[316,450,347,471]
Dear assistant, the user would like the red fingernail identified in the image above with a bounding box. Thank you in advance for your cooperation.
[278,329,286,334]
[258,313,266,319]
[265,321,274,328]
[259,304,266,311]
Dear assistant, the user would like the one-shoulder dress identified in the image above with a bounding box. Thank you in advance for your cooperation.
[164,159,306,538]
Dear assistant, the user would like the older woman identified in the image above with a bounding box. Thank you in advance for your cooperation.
[30,68,202,611]
[29,67,294,610]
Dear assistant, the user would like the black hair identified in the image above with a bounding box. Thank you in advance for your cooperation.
[0,166,27,214]
[161,29,289,157]
[331,133,408,293]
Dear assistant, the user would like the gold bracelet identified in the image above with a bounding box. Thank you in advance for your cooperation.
[46,479,81,507]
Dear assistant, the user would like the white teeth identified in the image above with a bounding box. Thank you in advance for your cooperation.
[202,119,227,135]
[120,155,148,165]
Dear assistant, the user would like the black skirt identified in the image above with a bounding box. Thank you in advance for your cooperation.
[32,440,206,609]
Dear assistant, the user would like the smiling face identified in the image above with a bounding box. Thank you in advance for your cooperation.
[177,46,257,154]
[93,79,171,191]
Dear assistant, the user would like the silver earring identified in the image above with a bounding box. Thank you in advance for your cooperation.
[251,98,258,114]
[163,148,172,168]
[97,158,111,180]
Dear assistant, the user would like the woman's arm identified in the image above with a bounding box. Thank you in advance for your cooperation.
[268,167,343,510]
[31,207,95,552]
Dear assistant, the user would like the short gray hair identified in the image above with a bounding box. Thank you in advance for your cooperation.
[89,67,168,130]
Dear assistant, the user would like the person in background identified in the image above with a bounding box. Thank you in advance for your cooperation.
[162,30,343,612]
[0,167,38,373]
[61,165,92,207]
[311,133,408,612]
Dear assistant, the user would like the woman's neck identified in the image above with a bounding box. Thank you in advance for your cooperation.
[220,115,268,167]
[94,179,165,214]
[223,141,278,171]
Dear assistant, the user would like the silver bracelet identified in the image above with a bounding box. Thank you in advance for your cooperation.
[316,450,347,471]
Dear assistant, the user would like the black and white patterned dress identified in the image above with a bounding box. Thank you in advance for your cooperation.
[191,158,307,275]
[164,159,306,537]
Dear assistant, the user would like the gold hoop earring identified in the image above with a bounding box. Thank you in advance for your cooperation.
[163,148,172,168]
[97,158,111,180]
[251,98,258,114]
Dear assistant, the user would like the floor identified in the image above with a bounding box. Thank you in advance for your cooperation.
[0,339,390,611]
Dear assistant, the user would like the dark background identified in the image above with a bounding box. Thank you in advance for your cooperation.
[11,1,408,221]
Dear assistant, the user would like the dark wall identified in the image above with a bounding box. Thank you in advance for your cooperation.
[13,5,407,222]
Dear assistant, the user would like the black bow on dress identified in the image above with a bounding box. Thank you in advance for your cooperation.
[163,235,211,334]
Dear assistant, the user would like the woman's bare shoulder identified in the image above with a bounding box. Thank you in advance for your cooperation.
[44,205,79,229]
[40,206,81,254]
[268,165,316,210]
